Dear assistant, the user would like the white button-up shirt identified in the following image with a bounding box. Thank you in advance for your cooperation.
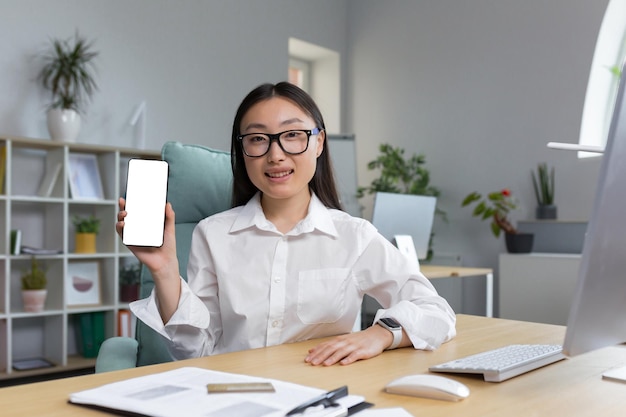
[131,193,456,359]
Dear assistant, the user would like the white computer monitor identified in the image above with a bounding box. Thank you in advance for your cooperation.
[562,58,626,367]
[371,192,436,261]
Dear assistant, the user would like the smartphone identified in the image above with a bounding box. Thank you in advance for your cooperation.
[122,159,169,247]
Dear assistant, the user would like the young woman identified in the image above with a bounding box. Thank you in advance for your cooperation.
[117,82,456,366]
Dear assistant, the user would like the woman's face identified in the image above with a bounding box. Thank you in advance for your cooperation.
[240,97,324,205]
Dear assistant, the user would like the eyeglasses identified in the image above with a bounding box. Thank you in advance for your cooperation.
[237,128,322,157]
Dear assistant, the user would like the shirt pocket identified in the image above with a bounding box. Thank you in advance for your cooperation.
[297,268,350,324]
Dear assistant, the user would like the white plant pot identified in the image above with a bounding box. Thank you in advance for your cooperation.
[22,289,47,312]
[46,108,81,142]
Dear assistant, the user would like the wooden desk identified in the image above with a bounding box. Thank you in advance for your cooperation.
[421,265,494,317]
[2,315,626,417]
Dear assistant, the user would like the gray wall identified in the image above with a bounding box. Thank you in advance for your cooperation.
[347,0,608,314]
[0,0,612,315]
[0,0,349,152]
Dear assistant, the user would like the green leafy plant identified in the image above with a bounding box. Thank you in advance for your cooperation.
[531,162,554,206]
[119,263,141,286]
[72,215,101,234]
[357,144,441,198]
[462,189,518,237]
[37,32,99,113]
[357,143,446,219]
[21,257,47,290]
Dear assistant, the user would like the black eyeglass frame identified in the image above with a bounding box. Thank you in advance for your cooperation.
[237,127,322,157]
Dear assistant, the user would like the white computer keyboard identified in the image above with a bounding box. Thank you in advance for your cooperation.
[429,344,566,382]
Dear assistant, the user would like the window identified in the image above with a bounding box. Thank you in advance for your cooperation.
[288,38,341,133]
[578,0,626,158]
[288,57,311,92]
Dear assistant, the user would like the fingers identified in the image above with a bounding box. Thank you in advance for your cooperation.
[305,332,384,366]
[116,197,127,237]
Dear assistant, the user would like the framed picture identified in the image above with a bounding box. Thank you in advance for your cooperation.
[68,153,104,200]
[66,261,101,306]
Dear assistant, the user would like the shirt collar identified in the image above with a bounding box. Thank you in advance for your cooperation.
[230,192,339,237]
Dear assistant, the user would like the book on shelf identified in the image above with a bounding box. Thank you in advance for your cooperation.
[10,229,21,255]
[0,145,6,195]
[75,312,106,358]
[12,357,55,371]
[37,162,63,197]
[117,309,136,338]
[20,245,63,255]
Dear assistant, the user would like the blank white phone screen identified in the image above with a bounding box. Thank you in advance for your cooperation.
[122,159,169,247]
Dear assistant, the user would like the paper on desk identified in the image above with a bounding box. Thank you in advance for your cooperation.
[69,367,364,417]
[358,408,414,417]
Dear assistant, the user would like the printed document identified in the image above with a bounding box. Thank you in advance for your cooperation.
[69,367,364,417]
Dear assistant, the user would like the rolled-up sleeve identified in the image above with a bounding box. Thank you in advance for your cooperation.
[129,277,213,359]
[355,227,457,350]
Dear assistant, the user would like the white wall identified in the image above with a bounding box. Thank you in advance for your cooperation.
[0,0,348,152]
[347,0,608,314]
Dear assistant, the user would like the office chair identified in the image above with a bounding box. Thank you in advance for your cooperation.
[95,141,232,372]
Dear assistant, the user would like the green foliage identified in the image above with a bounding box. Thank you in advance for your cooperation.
[608,64,623,78]
[37,32,98,113]
[531,162,555,206]
[462,189,518,237]
[21,257,47,290]
[119,263,141,286]
[72,215,101,234]
[357,144,441,198]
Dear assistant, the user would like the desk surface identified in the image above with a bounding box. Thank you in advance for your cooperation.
[420,264,493,279]
[2,315,626,417]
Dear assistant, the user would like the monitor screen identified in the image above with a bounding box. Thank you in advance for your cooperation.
[371,192,436,261]
[563,58,626,358]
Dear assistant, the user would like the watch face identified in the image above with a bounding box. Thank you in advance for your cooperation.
[380,318,401,329]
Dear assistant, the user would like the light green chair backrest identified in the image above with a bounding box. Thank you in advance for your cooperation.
[135,141,232,366]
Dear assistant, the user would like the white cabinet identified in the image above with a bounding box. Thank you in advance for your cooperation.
[499,253,581,325]
[0,135,159,381]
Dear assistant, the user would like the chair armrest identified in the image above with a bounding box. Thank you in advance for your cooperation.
[95,337,139,373]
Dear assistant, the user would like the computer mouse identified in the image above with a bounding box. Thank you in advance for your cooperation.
[384,374,470,401]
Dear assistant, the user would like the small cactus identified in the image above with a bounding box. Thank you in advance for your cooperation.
[21,257,47,290]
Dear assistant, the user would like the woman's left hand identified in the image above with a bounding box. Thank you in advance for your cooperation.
[304,324,403,366]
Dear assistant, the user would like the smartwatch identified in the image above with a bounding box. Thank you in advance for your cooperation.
[376,317,402,350]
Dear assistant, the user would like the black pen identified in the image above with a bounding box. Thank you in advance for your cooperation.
[285,386,348,416]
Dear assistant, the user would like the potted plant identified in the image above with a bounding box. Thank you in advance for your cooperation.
[531,162,556,219]
[37,32,98,142]
[357,143,446,260]
[461,188,533,253]
[119,262,141,302]
[21,257,48,312]
[72,215,100,254]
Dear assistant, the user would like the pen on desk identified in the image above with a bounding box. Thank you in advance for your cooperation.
[285,386,348,416]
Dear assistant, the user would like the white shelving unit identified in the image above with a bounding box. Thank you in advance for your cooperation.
[0,135,160,381]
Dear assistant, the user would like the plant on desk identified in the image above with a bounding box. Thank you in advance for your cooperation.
[462,188,533,253]
[21,257,48,312]
[357,143,446,260]
[531,162,557,219]
[73,215,100,254]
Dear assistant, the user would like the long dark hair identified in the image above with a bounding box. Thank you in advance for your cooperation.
[230,82,342,210]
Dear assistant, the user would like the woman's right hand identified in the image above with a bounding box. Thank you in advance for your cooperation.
[117,197,181,322]
[116,197,178,274]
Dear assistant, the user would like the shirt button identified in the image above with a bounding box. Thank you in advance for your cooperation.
[274,277,281,283]
[272,321,279,327]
